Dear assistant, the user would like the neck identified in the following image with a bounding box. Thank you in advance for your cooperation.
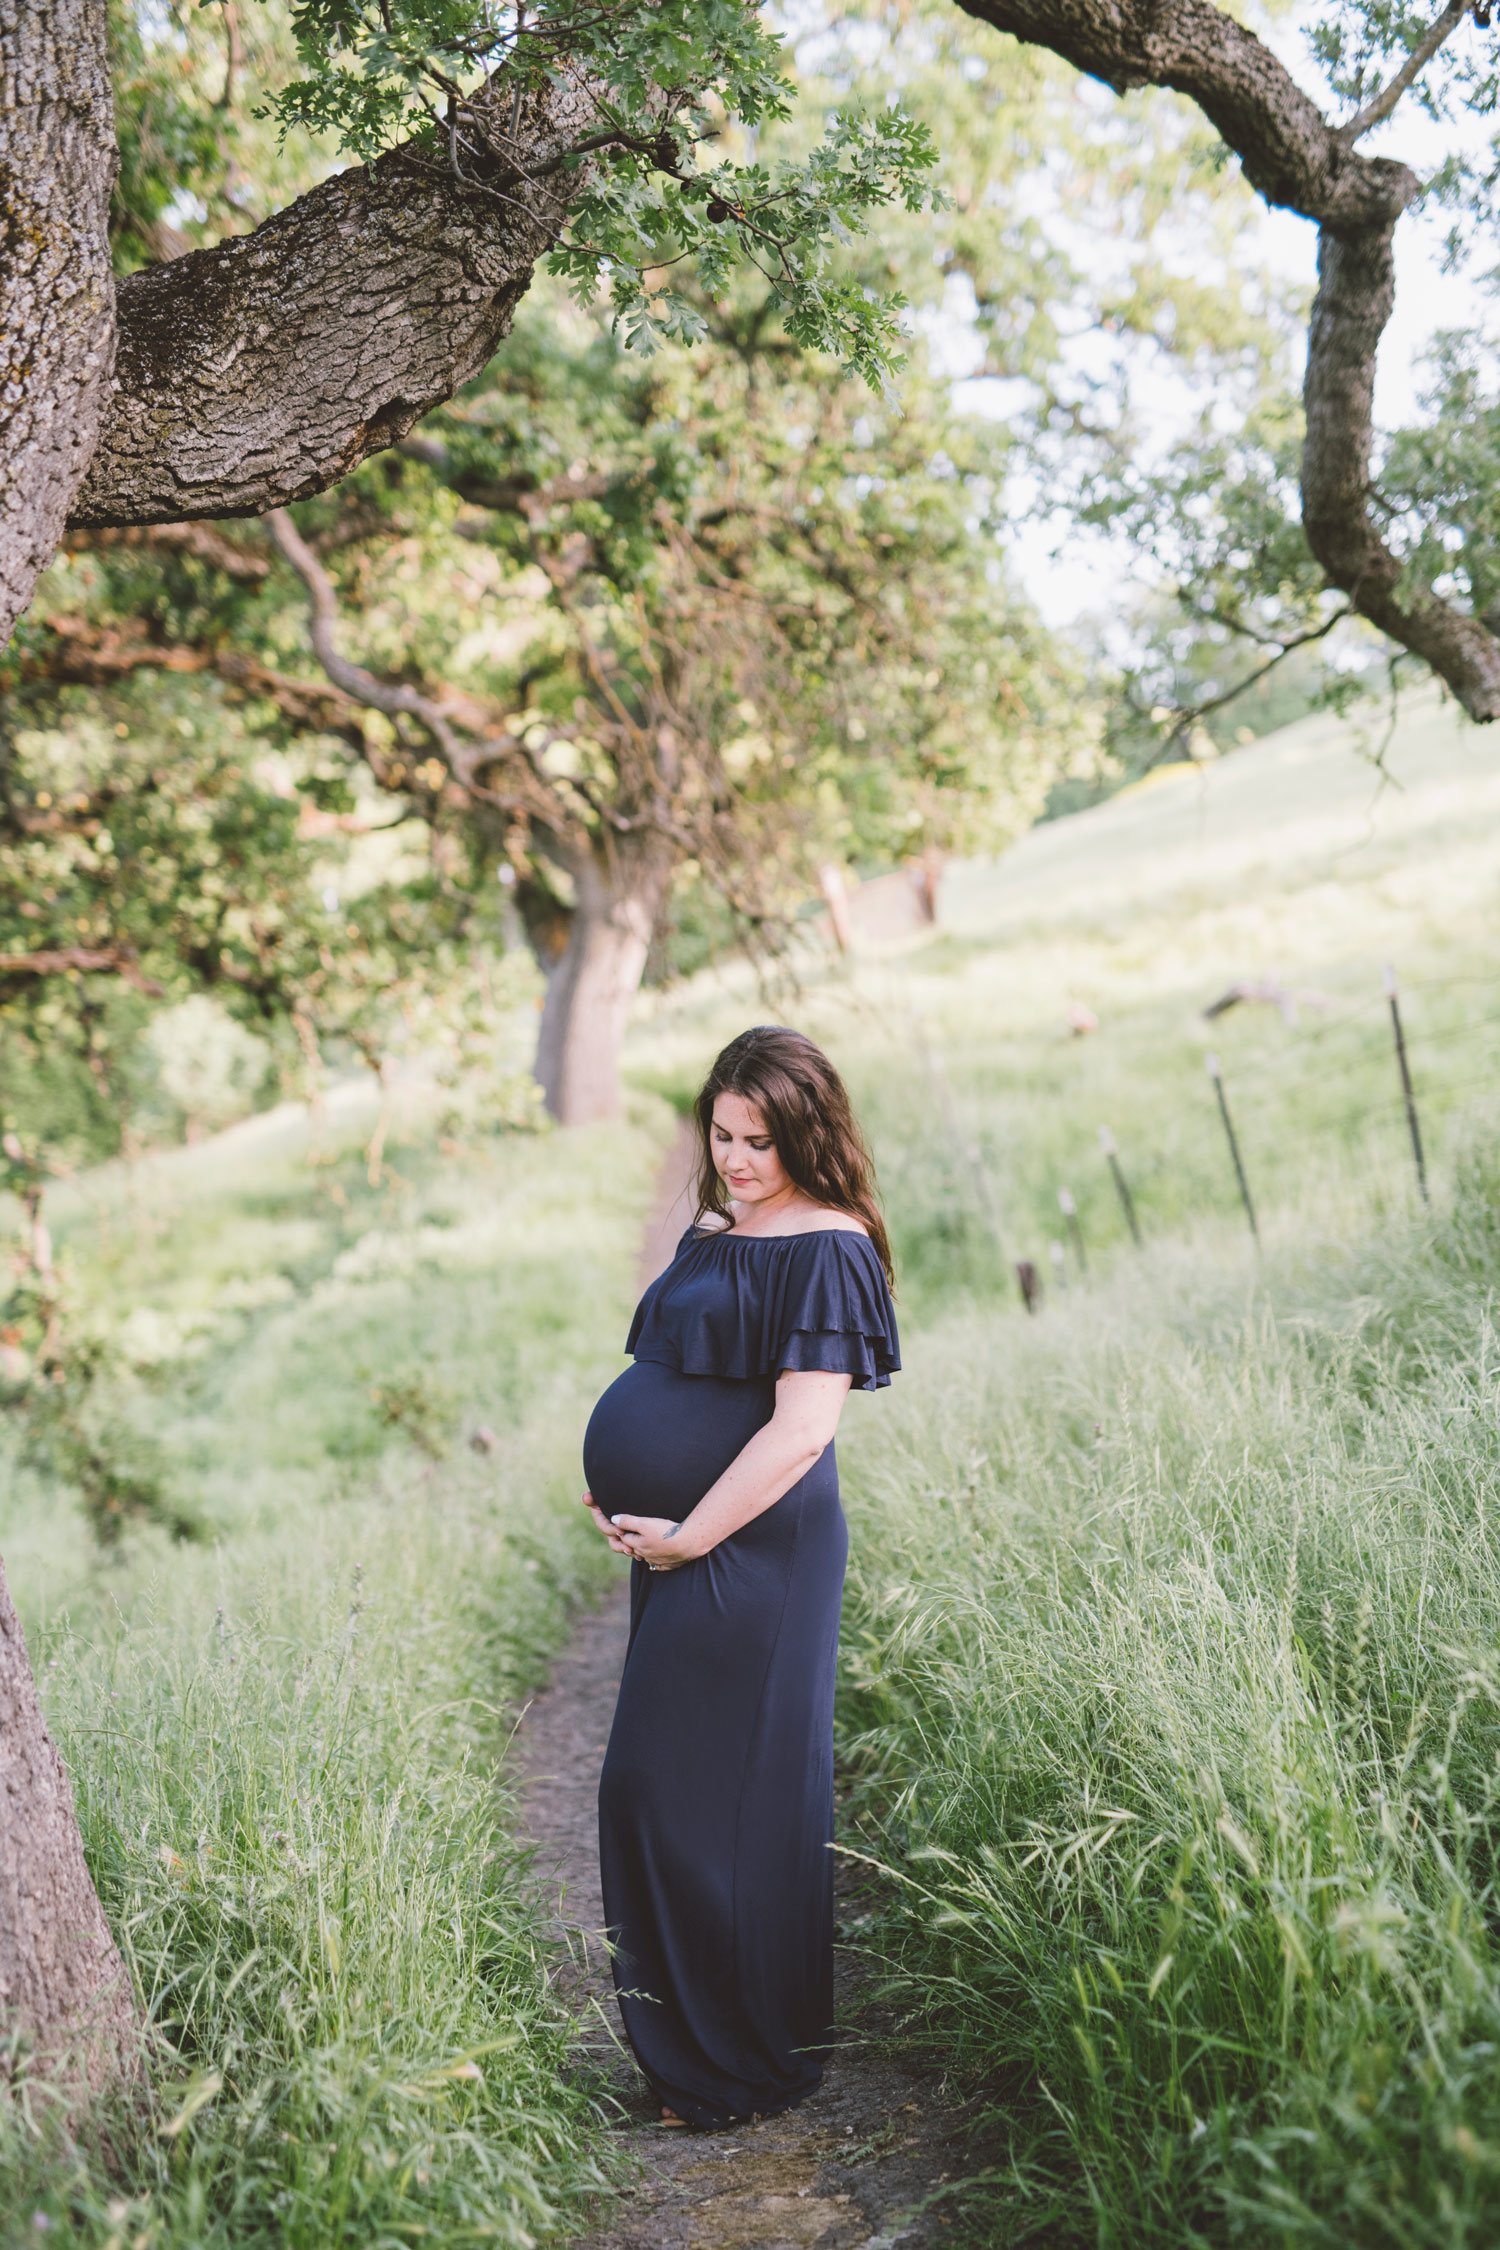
[730,1183,804,1231]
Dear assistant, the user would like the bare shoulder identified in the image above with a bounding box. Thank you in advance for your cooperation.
[696,1207,735,1234]
[805,1209,869,1238]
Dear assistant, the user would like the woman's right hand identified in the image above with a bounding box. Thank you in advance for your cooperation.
[582,1490,637,1557]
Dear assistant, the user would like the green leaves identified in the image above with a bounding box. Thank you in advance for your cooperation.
[256,0,941,388]
[557,106,942,385]
[1307,0,1499,125]
[1381,329,1500,622]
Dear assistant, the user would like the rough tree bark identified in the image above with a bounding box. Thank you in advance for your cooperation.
[1302,223,1500,705]
[0,1557,138,2093]
[71,77,595,531]
[0,0,118,645]
[952,0,1500,721]
[0,0,593,637]
[534,846,669,1125]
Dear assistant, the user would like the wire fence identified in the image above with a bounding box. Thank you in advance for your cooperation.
[906,961,1500,1307]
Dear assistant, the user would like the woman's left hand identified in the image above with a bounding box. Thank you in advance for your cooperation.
[609,1514,693,1569]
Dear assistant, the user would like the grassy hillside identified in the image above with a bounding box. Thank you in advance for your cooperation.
[837,1164,1500,2245]
[6,672,1500,2247]
[0,1088,670,2248]
[630,680,1500,2244]
[631,678,1500,1311]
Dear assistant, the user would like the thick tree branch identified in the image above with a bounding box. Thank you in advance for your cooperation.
[68,77,596,531]
[953,0,1414,223]
[954,0,1500,720]
[0,948,163,997]
[1301,224,1500,716]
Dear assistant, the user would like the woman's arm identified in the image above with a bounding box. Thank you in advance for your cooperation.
[584,1368,853,1568]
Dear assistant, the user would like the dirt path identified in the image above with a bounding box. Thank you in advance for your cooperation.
[515,1130,996,2250]
[636,1114,700,1293]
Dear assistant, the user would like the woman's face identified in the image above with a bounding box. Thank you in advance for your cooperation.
[711,1091,794,1206]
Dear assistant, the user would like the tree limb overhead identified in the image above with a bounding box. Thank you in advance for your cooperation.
[951,0,1415,224]
[952,0,1500,720]
[69,79,596,531]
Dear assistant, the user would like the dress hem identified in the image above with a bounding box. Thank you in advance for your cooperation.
[642,2063,825,2132]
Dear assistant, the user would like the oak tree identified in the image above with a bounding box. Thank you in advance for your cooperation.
[941,0,1500,719]
[1,0,938,640]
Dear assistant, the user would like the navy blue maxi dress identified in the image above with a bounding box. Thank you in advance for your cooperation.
[582,1224,900,2129]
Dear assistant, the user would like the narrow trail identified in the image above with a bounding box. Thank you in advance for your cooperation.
[515,1123,996,2250]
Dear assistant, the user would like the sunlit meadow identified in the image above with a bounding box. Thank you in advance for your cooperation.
[636,679,1500,2244]
[10,680,1500,2244]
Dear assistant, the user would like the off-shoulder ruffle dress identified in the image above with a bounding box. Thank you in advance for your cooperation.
[582,1224,900,2128]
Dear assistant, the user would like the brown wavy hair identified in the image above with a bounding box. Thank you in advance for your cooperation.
[692,1026,894,1285]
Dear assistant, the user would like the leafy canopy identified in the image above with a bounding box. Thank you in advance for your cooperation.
[260,0,945,385]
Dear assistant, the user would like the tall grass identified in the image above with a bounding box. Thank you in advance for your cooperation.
[1,1098,667,2247]
[618,694,1500,2238]
[836,1145,1500,2244]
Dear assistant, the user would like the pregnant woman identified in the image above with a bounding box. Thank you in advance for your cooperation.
[581,1024,900,2129]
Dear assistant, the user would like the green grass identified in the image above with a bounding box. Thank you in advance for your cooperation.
[630,678,1500,1316]
[0,1088,670,2248]
[629,678,1500,2243]
[833,1147,1500,2244]
[10,674,1500,2246]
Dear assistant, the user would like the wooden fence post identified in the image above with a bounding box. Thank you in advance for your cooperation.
[1098,1126,1142,1246]
[1206,1051,1259,1244]
[1383,964,1428,1204]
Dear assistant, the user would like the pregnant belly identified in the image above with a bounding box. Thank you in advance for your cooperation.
[582,1359,776,1521]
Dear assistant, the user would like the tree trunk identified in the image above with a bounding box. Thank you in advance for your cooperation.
[0,1554,139,2095]
[534,849,666,1126]
[1302,220,1500,719]
[952,0,1500,721]
[0,0,118,645]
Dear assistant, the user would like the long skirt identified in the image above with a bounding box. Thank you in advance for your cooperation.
[583,1359,847,2127]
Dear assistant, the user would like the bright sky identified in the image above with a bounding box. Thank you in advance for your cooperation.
[944,5,1497,630]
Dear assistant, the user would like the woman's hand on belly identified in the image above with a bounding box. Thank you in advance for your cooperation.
[582,1491,635,1556]
[582,1492,689,1569]
[599,1507,694,1569]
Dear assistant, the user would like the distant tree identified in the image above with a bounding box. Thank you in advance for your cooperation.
[278,313,1074,1119]
[32,302,1071,1122]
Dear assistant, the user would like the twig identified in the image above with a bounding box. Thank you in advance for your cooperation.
[1160,606,1353,756]
[265,509,467,770]
[1336,3,1469,144]
[0,947,163,996]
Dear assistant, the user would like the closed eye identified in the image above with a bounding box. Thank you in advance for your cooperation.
[712,1125,774,1151]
